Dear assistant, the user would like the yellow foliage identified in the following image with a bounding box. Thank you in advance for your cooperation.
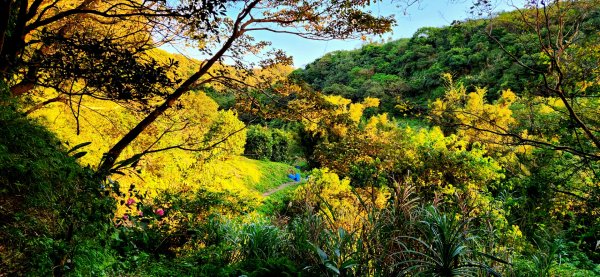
[364,113,390,134]
[348,103,364,123]
[324,95,352,107]
[30,87,252,218]
[331,124,349,137]
[430,75,518,159]
[297,94,381,138]
[293,168,389,231]
[499,89,517,105]
[538,103,555,115]
[362,97,380,108]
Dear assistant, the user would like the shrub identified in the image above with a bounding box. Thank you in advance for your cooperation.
[270,129,291,162]
[244,126,294,162]
[244,126,273,160]
[398,206,500,276]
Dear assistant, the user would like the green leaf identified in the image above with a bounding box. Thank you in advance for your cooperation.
[309,242,329,261]
[325,262,340,275]
[67,141,91,154]
[340,259,358,269]
[71,152,87,159]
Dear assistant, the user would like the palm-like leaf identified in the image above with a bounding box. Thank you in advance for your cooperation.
[396,206,493,277]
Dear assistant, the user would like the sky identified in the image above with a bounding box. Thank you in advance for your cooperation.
[161,0,517,68]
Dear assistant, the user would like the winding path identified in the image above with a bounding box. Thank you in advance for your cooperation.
[262,180,300,197]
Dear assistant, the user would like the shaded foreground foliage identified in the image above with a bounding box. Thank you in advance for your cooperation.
[0,89,116,275]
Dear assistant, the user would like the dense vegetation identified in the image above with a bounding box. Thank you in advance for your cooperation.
[1,0,599,276]
[293,6,600,113]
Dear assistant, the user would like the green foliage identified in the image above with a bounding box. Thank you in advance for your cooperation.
[204,86,237,109]
[3,2,600,275]
[245,125,274,160]
[0,105,116,275]
[294,5,600,114]
[306,228,360,276]
[399,206,496,277]
[513,236,600,277]
[238,222,289,261]
[270,129,291,162]
[244,125,293,162]
[204,109,247,159]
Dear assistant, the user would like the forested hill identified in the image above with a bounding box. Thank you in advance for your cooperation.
[292,7,600,113]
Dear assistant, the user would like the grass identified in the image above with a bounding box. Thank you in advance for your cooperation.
[258,181,303,215]
[203,156,296,193]
[208,157,303,215]
[395,116,429,130]
[246,158,297,192]
[236,157,296,193]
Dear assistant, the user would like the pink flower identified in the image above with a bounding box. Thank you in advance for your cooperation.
[126,198,135,206]
[138,211,143,216]
[155,209,164,216]
[123,214,129,220]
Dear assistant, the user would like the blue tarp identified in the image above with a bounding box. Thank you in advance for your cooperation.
[287,173,301,182]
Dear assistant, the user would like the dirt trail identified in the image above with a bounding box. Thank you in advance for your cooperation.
[262,181,300,197]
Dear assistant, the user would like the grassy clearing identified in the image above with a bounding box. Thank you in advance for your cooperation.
[240,157,296,192]
[218,157,306,215]
[396,117,428,129]
[258,181,302,215]
[207,156,295,193]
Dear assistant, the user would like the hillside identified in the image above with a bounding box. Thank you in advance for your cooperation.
[0,103,115,275]
[293,6,600,114]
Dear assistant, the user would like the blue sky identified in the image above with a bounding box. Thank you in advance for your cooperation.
[162,0,516,67]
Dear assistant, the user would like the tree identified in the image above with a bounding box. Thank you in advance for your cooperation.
[95,0,396,176]
[464,0,600,160]
[0,0,227,97]
[0,0,399,176]
[433,0,600,258]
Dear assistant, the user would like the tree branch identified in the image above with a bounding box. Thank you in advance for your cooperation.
[24,96,67,115]
[96,0,262,177]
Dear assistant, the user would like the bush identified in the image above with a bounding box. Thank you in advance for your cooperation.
[244,126,273,160]
[239,222,289,261]
[244,126,293,162]
[270,129,291,162]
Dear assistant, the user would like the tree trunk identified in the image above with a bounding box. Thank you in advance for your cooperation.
[0,0,12,63]
[10,78,35,97]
